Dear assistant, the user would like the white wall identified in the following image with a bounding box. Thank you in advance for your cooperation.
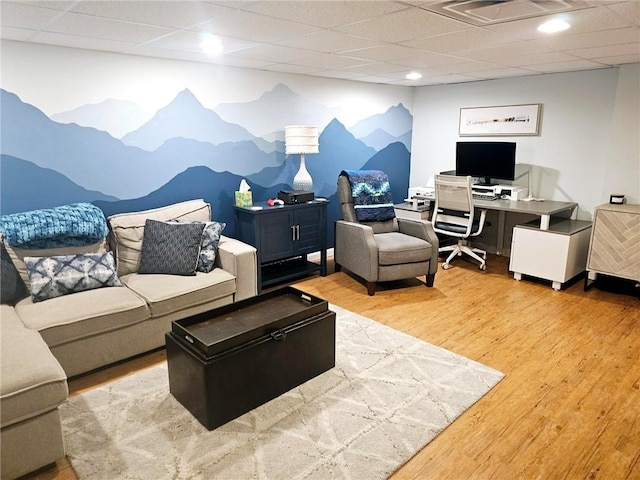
[410,65,640,220]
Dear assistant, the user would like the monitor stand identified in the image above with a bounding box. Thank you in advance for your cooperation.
[475,177,497,186]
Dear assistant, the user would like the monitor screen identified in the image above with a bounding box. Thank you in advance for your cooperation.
[455,141,516,185]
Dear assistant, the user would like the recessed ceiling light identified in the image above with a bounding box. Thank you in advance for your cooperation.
[537,18,570,33]
[406,72,422,80]
[201,35,223,55]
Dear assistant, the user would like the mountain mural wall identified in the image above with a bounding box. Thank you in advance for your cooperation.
[0,83,413,245]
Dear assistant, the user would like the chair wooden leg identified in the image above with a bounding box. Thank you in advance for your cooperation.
[425,272,435,287]
[366,281,376,296]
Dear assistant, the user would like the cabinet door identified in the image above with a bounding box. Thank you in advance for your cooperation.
[294,207,325,254]
[588,209,640,280]
[259,210,295,262]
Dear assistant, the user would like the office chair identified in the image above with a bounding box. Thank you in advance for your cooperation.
[432,174,488,271]
[334,170,439,296]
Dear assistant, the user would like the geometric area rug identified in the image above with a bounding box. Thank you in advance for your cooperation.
[60,305,504,480]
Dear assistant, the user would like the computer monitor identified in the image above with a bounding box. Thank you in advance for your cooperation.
[455,141,516,185]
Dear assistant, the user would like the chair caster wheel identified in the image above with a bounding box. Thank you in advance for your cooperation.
[442,263,450,270]
[479,264,486,271]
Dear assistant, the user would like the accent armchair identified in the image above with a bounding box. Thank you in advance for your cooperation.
[334,171,439,296]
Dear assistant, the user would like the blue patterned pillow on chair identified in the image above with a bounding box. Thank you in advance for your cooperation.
[24,252,122,302]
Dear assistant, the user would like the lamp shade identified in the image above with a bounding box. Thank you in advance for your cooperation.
[285,125,319,155]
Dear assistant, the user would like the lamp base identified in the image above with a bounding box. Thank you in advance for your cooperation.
[293,154,313,191]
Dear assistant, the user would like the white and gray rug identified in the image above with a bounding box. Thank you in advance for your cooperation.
[61,305,503,480]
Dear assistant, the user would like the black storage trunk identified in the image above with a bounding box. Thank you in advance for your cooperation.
[166,286,336,430]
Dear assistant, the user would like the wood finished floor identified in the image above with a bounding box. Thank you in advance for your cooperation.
[25,254,640,480]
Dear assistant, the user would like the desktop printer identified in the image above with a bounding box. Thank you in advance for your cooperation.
[471,184,528,200]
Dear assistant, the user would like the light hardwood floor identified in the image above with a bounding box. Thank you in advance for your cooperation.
[26,255,639,480]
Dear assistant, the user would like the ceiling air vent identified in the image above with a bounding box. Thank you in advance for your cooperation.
[422,0,596,26]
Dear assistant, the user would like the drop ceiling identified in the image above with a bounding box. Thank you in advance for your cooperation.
[1,0,639,86]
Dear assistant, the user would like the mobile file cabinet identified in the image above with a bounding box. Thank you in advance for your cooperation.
[510,219,592,290]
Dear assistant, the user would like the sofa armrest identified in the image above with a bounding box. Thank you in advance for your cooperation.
[334,221,379,282]
[216,236,257,301]
[397,218,440,275]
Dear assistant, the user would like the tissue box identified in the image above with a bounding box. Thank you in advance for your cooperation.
[235,191,253,207]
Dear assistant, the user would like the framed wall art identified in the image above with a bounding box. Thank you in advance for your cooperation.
[459,104,541,136]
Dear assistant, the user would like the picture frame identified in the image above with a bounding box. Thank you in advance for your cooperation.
[459,104,541,136]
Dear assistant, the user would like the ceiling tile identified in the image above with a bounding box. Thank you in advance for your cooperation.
[594,53,640,65]
[469,66,538,79]
[403,28,517,54]
[1,2,64,29]
[44,11,174,42]
[241,1,406,28]
[606,1,640,26]
[340,44,421,62]
[455,42,552,62]
[31,31,135,52]
[524,59,607,73]
[569,42,640,59]
[275,30,382,54]
[0,25,38,41]
[392,51,470,69]
[69,1,230,29]
[291,52,376,70]
[532,27,640,51]
[233,44,317,63]
[187,8,319,43]
[334,7,469,43]
[501,51,582,67]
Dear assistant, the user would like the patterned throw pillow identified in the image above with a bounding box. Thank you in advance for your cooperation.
[197,222,226,273]
[138,220,205,276]
[1,242,29,305]
[24,252,122,303]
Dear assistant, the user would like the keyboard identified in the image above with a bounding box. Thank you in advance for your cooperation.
[473,193,499,201]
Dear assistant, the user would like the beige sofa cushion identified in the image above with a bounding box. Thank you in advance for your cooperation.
[121,268,236,318]
[0,305,67,428]
[15,286,150,349]
[108,199,211,277]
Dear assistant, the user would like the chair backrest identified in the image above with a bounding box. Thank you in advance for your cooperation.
[432,175,475,235]
[337,173,398,234]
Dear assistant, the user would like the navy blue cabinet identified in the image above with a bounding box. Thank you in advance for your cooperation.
[234,201,327,291]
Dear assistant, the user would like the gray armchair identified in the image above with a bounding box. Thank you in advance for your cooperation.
[334,172,439,295]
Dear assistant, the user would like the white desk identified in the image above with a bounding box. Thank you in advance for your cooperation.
[404,195,579,255]
[472,198,579,255]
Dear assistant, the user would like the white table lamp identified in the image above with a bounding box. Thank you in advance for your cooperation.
[285,125,319,191]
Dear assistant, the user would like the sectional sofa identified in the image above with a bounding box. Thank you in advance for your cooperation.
[0,199,257,479]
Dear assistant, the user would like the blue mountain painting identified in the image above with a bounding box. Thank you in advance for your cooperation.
[1,85,413,249]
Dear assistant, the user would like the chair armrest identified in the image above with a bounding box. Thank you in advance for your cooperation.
[216,235,257,301]
[397,218,440,275]
[334,220,379,282]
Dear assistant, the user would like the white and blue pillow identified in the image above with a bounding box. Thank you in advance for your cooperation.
[24,252,122,303]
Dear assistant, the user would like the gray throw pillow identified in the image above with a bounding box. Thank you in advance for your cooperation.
[24,252,122,303]
[138,220,205,276]
[1,242,29,305]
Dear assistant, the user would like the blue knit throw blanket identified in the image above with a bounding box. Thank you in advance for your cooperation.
[0,203,108,248]
[342,170,396,222]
